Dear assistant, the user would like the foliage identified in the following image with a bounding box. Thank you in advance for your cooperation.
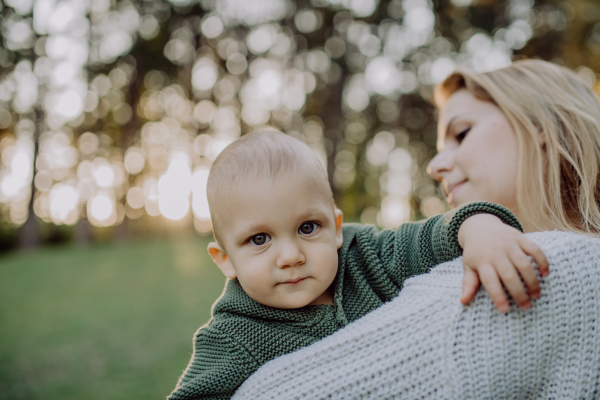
[0,0,599,248]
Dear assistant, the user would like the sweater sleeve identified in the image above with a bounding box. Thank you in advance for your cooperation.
[343,201,521,301]
[168,325,259,400]
[429,201,522,263]
[386,201,522,278]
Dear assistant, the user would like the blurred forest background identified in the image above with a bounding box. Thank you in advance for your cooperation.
[1,0,599,250]
[2,0,600,399]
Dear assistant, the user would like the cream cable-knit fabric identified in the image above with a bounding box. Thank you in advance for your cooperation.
[232,231,600,399]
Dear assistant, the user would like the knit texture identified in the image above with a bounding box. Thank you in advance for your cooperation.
[232,231,600,400]
[168,202,520,400]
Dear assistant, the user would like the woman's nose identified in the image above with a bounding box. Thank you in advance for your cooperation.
[427,150,453,182]
[276,240,305,269]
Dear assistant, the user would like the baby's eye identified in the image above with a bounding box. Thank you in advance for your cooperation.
[299,222,318,235]
[250,233,270,246]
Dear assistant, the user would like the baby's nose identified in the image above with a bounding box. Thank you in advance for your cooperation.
[276,240,305,268]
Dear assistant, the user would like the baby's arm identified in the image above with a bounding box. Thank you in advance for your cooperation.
[380,202,522,281]
[356,201,546,310]
[457,214,548,312]
[168,326,258,400]
[393,201,547,312]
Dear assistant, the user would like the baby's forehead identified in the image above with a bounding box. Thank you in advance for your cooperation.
[209,168,335,246]
[211,168,333,219]
[226,168,332,202]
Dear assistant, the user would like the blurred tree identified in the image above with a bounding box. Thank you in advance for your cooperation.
[0,0,599,250]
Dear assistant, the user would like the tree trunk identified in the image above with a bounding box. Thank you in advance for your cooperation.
[18,109,42,249]
[323,71,346,200]
[75,213,93,246]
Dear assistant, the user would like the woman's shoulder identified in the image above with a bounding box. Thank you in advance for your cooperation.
[525,229,600,247]
[525,230,600,266]
[415,230,600,288]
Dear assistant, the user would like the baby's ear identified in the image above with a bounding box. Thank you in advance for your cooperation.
[334,209,343,249]
[207,242,236,279]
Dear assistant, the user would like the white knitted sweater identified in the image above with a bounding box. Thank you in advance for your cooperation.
[232,231,600,399]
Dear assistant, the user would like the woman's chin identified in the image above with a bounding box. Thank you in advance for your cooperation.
[448,199,462,208]
[447,194,464,208]
[450,193,492,209]
[448,193,473,208]
[447,183,480,208]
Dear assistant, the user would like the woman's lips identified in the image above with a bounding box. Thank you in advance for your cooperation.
[282,277,307,285]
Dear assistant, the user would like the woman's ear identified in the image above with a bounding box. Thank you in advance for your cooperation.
[207,242,236,279]
[334,209,343,249]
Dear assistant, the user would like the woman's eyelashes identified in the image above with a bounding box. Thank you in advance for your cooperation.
[298,221,320,235]
[249,233,270,246]
[455,127,470,143]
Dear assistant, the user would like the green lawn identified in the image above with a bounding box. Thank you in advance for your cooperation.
[0,237,226,400]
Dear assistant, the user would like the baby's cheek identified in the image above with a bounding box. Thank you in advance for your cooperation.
[322,251,339,279]
[237,266,268,289]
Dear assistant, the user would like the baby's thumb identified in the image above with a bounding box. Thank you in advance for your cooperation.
[460,268,480,305]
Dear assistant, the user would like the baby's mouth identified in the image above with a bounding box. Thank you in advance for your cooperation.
[282,277,307,285]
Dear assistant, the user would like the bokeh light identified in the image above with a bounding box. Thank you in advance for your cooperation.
[49,183,79,225]
[88,193,116,227]
[0,0,595,242]
[191,168,210,220]
[158,155,192,221]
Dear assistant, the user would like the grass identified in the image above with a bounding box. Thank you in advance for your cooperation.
[0,237,226,400]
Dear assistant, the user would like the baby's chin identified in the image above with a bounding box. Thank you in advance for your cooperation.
[270,299,313,309]
[256,293,316,309]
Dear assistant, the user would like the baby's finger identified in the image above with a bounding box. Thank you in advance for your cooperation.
[495,256,531,310]
[519,237,549,277]
[509,248,540,300]
[460,267,480,305]
[478,264,510,313]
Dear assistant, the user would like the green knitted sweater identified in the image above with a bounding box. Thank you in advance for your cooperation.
[168,202,521,400]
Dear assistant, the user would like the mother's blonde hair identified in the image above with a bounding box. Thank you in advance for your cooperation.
[435,59,600,237]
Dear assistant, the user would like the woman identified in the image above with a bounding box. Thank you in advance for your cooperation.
[430,59,600,235]
[231,60,600,399]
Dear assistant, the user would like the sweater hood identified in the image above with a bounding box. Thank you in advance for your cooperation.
[212,279,331,324]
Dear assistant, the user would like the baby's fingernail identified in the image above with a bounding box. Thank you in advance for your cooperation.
[521,301,531,310]
[498,305,509,313]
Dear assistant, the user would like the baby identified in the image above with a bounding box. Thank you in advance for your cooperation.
[168,131,547,400]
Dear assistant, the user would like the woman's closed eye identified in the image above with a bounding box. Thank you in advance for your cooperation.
[298,221,319,235]
[456,127,470,143]
[249,233,270,246]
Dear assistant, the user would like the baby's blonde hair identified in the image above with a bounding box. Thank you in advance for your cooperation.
[207,130,333,244]
[435,59,600,237]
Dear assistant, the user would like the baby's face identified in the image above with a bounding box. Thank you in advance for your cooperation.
[210,172,343,309]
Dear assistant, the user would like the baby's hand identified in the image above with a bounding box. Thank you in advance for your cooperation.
[457,214,549,313]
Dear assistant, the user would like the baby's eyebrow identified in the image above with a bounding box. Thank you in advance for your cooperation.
[295,207,333,223]
[236,223,270,240]
[233,207,331,243]
[298,209,326,219]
